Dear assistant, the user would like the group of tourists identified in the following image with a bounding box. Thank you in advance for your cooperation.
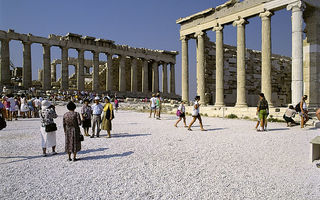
[149,93,163,119]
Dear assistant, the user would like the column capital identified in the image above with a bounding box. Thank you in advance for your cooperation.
[180,35,189,41]
[259,10,274,20]
[194,31,206,38]
[59,46,68,50]
[42,43,51,48]
[232,17,249,27]
[21,40,32,45]
[213,24,224,32]
[76,48,85,53]
[287,1,306,12]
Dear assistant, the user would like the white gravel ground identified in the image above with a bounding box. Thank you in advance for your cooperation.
[0,105,320,200]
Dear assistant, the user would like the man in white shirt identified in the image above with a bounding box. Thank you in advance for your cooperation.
[149,94,156,118]
[91,96,104,138]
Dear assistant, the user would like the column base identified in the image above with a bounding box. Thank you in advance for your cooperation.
[213,103,225,108]
[235,103,248,108]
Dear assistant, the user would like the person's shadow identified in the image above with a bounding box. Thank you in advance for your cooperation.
[81,151,134,161]
[100,133,151,138]
[78,148,108,155]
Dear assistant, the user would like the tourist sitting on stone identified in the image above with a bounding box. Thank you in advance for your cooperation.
[298,95,309,128]
[283,105,297,127]
[101,97,114,138]
[257,93,269,132]
[63,101,82,161]
[81,99,92,137]
[174,101,187,128]
[187,96,206,131]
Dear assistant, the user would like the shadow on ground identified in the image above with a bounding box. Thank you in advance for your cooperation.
[81,151,134,161]
[100,133,151,138]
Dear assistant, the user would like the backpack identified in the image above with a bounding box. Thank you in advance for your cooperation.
[0,116,7,130]
[295,103,301,112]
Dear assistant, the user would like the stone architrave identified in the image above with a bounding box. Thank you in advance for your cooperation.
[142,59,148,93]
[77,49,85,91]
[61,47,69,90]
[106,53,113,91]
[131,58,138,92]
[169,63,176,94]
[162,62,168,94]
[51,63,57,83]
[152,61,159,93]
[22,41,32,88]
[233,18,248,107]
[181,35,189,102]
[119,55,126,92]
[195,31,206,104]
[213,25,225,107]
[260,10,274,107]
[0,39,10,86]
[287,1,306,105]
[42,44,51,90]
[92,51,99,91]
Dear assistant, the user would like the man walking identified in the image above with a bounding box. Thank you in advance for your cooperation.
[91,96,104,138]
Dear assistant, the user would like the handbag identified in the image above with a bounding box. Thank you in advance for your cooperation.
[176,109,182,117]
[45,123,57,132]
[79,134,84,141]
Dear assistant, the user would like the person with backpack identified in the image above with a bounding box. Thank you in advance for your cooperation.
[256,93,269,132]
[298,95,309,128]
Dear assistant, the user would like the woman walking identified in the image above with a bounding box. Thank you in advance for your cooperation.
[174,101,187,127]
[20,95,29,118]
[40,100,58,157]
[63,101,82,161]
[299,95,309,128]
[81,99,92,136]
[187,96,205,131]
[101,97,114,138]
[257,93,269,131]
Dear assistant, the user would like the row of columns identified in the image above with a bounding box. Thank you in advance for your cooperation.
[181,1,305,106]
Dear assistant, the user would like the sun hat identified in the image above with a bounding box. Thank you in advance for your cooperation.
[41,100,51,111]
[94,96,100,101]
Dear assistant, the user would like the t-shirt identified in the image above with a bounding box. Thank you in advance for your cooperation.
[178,104,185,113]
[258,98,268,110]
[150,97,156,107]
[285,108,296,118]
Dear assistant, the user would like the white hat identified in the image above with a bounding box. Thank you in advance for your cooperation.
[94,96,100,101]
[41,100,51,111]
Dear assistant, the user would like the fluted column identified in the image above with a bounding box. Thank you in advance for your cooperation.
[51,63,56,83]
[152,61,159,93]
[0,39,10,86]
[169,63,176,94]
[195,31,206,104]
[119,55,126,92]
[92,51,99,91]
[106,53,113,91]
[287,1,305,105]
[42,44,51,90]
[213,25,225,107]
[60,47,69,90]
[233,18,248,107]
[22,41,32,88]
[131,58,138,92]
[162,62,168,94]
[77,49,85,91]
[142,59,148,93]
[181,36,189,101]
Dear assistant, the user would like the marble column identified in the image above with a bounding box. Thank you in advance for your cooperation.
[61,47,68,90]
[162,62,168,94]
[106,53,113,91]
[42,44,51,90]
[233,18,248,107]
[195,31,206,104]
[260,11,274,107]
[213,25,225,107]
[131,58,138,92]
[22,41,32,88]
[287,1,305,105]
[119,55,126,92]
[142,59,148,93]
[51,63,56,83]
[181,36,189,101]
[77,49,85,91]
[38,69,43,83]
[152,61,159,93]
[169,63,176,94]
[0,39,10,86]
[92,51,99,91]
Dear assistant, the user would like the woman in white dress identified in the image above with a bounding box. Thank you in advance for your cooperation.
[20,95,29,118]
[40,100,58,156]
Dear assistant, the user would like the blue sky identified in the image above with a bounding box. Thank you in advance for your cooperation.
[0,0,292,97]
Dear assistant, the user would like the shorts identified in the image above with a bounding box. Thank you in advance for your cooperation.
[259,110,267,120]
[180,113,185,118]
[151,106,156,110]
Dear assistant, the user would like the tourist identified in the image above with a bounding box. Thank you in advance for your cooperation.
[299,95,309,128]
[155,94,161,120]
[12,97,19,120]
[316,108,320,121]
[20,94,29,118]
[27,97,34,118]
[91,96,104,138]
[33,96,41,118]
[187,96,205,131]
[158,93,163,119]
[0,96,5,119]
[63,101,82,161]
[7,94,16,121]
[40,100,58,157]
[4,96,10,121]
[101,97,114,138]
[174,101,187,127]
[114,98,119,112]
[283,105,297,127]
[149,94,156,118]
[256,93,269,132]
[81,99,92,136]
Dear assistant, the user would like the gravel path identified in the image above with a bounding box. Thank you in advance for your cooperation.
[0,106,320,199]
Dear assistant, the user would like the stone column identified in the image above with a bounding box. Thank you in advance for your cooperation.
[131,58,138,92]
[119,55,126,92]
[77,49,85,91]
[0,39,10,86]
[92,51,99,91]
[60,47,68,90]
[213,25,225,107]
[287,1,305,105]
[38,69,43,83]
[233,18,248,107]
[181,36,189,101]
[42,44,51,90]
[195,31,206,104]
[22,41,32,88]
[162,62,168,94]
[142,59,148,93]
[106,53,113,91]
[169,63,176,94]
[51,63,56,83]
[260,11,274,107]
[152,61,159,93]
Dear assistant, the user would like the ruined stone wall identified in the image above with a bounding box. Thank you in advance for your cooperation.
[204,37,292,107]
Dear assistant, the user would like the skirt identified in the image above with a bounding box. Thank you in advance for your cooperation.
[40,127,56,148]
[82,119,91,128]
[101,119,112,131]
